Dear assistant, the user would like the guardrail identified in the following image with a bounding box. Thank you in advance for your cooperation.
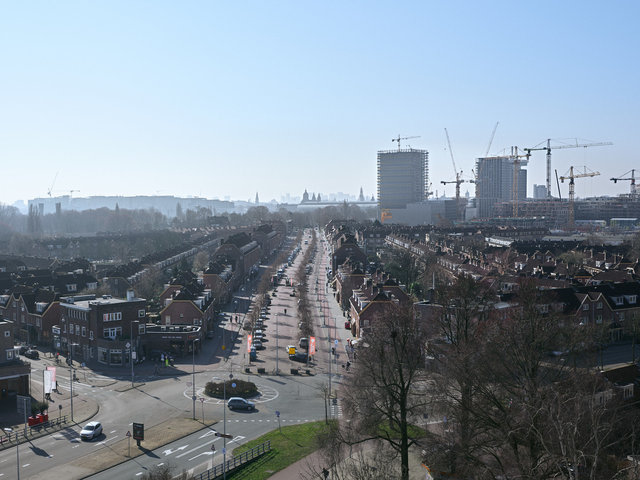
[0,415,69,448]
[193,440,271,480]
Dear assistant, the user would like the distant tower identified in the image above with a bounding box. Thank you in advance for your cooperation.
[371,195,375,201]
[317,194,322,202]
[358,187,365,202]
[311,193,317,202]
[377,148,429,210]
[302,189,310,203]
[255,192,259,204]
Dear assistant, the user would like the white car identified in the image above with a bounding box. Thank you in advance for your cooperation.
[80,421,103,441]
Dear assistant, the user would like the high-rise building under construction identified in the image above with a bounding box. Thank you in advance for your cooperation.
[377,149,429,210]
[475,156,527,218]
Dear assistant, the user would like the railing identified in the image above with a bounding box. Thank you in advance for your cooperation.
[192,440,271,480]
[0,415,69,449]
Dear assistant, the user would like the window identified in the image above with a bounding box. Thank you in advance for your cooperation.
[3,330,9,337]
[583,304,589,311]
[90,331,94,340]
[623,385,634,400]
[75,325,80,335]
[596,315,603,324]
[138,309,145,318]
[103,327,122,340]
[66,284,77,292]
[69,323,74,334]
[619,312,625,321]
[597,302,603,309]
[138,324,145,334]
[165,316,171,325]
[82,327,86,337]
[103,312,122,322]
[6,350,14,360]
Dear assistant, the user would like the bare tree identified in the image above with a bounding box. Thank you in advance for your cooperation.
[337,304,429,480]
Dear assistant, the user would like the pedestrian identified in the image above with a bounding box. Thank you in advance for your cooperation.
[160,353,165,364]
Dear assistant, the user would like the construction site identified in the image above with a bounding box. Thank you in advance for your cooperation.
[377,132,638,231]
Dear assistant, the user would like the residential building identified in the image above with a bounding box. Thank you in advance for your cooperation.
[0,320,30,398]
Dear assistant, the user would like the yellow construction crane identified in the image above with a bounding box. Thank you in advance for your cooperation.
[524,139,612,199]
[559,166,600,228]
[442,128,473,221]
[391,134,420,150]
[610,169,637,197]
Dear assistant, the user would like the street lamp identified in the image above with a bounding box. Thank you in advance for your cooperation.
[275,313,279,375]
[192,338,197,420]
[223,373,233,480]
[130,320,139,388]
[3,427,20,480]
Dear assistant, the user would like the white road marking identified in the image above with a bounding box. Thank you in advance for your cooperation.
[163,444,189,456]
[157,463,164,467]
[23,463,30,467]
[135,473,143,476]
[176,443,208,458]
[199,430,217,439]
[110,430,117,433]
[96,435,119,446]
[188,452,213,461]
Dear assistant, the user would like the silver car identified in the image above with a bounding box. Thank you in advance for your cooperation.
[80,421,103,441]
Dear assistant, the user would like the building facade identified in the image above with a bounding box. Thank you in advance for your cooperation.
[377,149,429,210]
[475,155,528,219]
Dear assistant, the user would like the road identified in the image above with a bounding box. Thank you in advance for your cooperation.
[1,229,340,479]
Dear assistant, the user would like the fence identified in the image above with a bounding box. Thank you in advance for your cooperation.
[0,415,69,449]
[193,440,271,480]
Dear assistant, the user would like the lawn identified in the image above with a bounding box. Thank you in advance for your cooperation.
[229,420,329,479]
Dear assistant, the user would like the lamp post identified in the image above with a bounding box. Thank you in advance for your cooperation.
[130,320,139,388]
[69,343,76,422]
[192,338,197,420]
[275,313,279,375]
[223,373,233,480]
[3,427,20,480]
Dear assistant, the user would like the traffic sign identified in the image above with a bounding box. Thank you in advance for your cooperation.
[126,431,131,437]
[334,339,338,346]
[275,411,280,417]
[200,397,205,403]
[222,447,226,454]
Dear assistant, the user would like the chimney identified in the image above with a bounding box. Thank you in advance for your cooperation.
[126,289,135,301]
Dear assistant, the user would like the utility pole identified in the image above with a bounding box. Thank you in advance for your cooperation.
[275,313,279,375]
[192,338,197,420]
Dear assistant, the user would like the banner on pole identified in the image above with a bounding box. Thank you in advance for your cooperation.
[46,366,57,390]
[309,336,316,355]
[44,370,52,394]
[247,334,252,352]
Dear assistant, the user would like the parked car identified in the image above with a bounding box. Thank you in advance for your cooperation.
[227,397,255,411]
[23,349,39,360]
[17,345,30,355]
[80,421,103,440]
[290,352,308,363]
[254,339,264,350]
[344,321,351,329]
[299,338,309,349]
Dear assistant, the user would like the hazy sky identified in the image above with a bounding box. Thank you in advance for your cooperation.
[1,1,638,205]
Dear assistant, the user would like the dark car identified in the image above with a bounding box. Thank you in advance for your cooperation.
[290,352,308,363]
[227,397,256,411]
[23,349,39,360]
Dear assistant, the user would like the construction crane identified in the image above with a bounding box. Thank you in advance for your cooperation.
[484,121,499,157]
[47,172,59,197]
[524,139,613,199]
[442,128,473,221]
[559,166,600,228]
[610,169,637,197]
[391,134,420,150]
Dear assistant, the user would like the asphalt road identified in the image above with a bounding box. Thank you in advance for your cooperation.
[0,230,340,479]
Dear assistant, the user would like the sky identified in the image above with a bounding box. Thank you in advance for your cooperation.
[1,1,639,206]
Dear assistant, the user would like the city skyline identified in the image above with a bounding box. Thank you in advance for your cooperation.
[1,1,638,205]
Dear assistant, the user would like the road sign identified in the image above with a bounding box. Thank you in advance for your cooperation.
[231,382,236,388]
[200,397,205,403]
[215,432,233,439]
[222,448,226,454]
[275,411,280,417]
[334,339,339,346]
[126,342,130,349]
[126,430,131,437]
